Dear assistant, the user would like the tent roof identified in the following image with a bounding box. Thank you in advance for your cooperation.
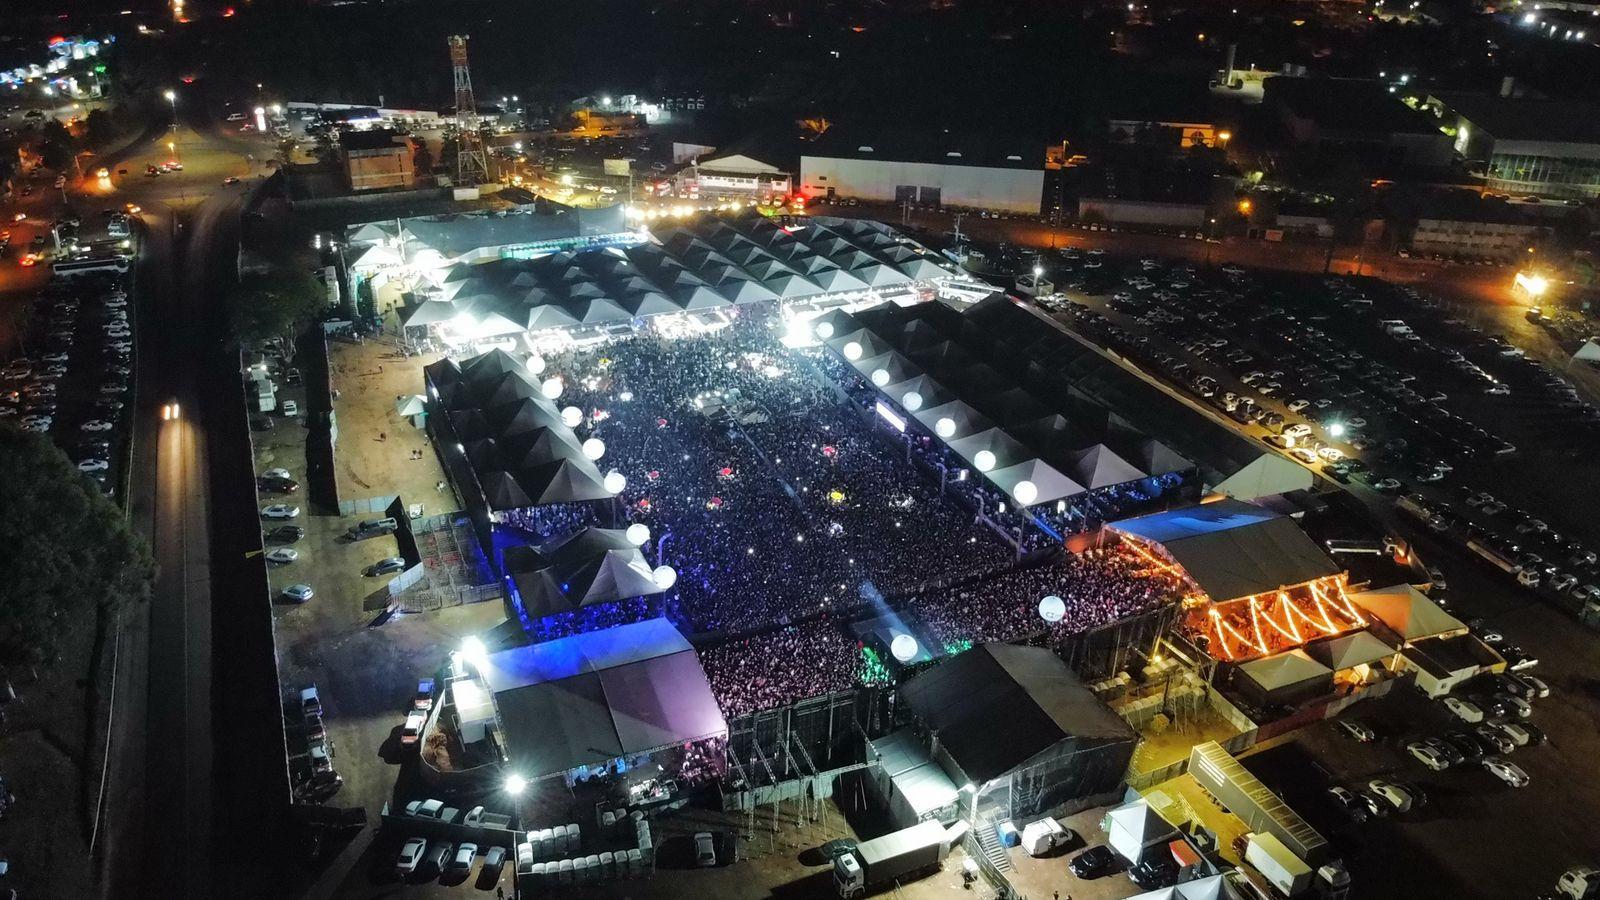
[1236,648,1333,691]
[1111,499,1341,602]
[483,619,727,779]
[504,527,665,618]
[1304,630,1396,670]
[900,643,1134,783]
[1348,583,1466,641]
[988,458,1088,506]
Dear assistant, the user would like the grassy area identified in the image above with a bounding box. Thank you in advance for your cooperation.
[0,615,112,897]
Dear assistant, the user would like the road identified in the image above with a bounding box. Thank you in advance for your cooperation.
[89,87,279,898]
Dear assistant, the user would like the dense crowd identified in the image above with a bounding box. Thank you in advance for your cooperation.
[909,545,1170,649]
[545,315,1012,634]
[698,619,866,718]
[506,311,1176,718]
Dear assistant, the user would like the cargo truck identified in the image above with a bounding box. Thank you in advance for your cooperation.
[1244,832,1312,897]
[833,820,949,898]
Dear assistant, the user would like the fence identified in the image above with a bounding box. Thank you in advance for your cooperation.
[386,562,427,598]
[339,494,399,516]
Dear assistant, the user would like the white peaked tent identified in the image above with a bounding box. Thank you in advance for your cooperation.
[912,399,994,440]
[1573,339,1600,365]
[948,427,1034,472]
[988,458,1088,506]
[1126,874,1228,900]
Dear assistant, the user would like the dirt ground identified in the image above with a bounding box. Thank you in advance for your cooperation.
[327,338,455,513]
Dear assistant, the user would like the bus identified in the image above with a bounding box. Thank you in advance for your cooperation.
[52,256,129,278]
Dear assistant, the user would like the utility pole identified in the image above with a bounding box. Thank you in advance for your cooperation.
[449,35,491,185]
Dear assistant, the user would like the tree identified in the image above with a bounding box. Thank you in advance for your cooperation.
[230,267,328,350]
[83,108,117,150]
[412,142,434,179]
[38,119,74,172]
[0,429,153,667]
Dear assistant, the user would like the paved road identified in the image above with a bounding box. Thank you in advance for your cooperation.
[94,93,274,897]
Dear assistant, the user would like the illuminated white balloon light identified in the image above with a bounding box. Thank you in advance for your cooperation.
[525,355,546,375]
[974,450,996,472]
[541,377,564,399]
[652,565,677,590]
[561,405,583,428]
[902,391,923,411]
[582,438,606,460]
[1013,480,1038,506]
[1039,594,1066,623]
[891,633,919,663]
[603,470,627,493]
[935,417,956,438]
[871,368,890,387]
[625,523,650,545]
[815,320,835,340]
[843,341,863,361]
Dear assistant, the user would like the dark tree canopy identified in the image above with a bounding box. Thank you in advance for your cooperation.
[0,429,153,667]
[230,268,328,348]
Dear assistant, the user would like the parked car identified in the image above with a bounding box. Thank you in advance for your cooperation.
[267,525,305,543]
[1406,741,1451,771]
[448,842,477,873]
[423,841,453,875]
[1365,779,1416,813]
[1444,697,1484,723]
[1326,786,1371,824]
[280,583,314,603]
[264,547,299,565]
[1070,845,1119,879]
[261,504,300,519]
[1337,719,1376,743]
[480,846,506,881]
[395,837,428,876]
[400,711,426,746]
[694,831,717,867]
[414,678,435,711]
[1483,756,1529,788]
[365,556,407,576]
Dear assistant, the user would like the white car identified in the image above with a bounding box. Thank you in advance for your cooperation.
[261,467,292,481]
[1365,779,1415,813]
[1316,446,1344,462]
[80,419,115,432]
[395,837,428,875]
[1443,697,1484,723]
[1337,719,1376,743]
[104,296,127,308]
[1482,756,1529,788]
[694,831,716,867]
[1495,722,1533,747]
[261,504,300,519]
[1406,741,1450,771]
[77,458,109,473]
[1513,673,1551,698]
[265,547,299,564]
[281,583,314,603]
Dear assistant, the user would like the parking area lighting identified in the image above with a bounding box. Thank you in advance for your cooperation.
[505,774,527,795]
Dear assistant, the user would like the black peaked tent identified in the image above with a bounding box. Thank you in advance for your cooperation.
[504,527,664,620]
[900,643,1136,819]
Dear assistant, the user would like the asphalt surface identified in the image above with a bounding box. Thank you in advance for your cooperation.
[91,88,286,898]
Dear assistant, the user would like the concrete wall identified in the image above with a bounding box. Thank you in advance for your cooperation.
[801,156,1044,214]
[1078,198,1208,227]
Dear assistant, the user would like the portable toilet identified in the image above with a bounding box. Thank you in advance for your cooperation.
[573,855,590,884]
[557,857,574,884]
[568,822,582,850]
[600,850,615,879]
[529,861,546,887]
[626,846,643,875]
[585,853,601,880]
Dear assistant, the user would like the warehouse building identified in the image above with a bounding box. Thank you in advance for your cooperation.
[1427,89,1600,199]
[800,127,1044,214]
[339,128,417,192]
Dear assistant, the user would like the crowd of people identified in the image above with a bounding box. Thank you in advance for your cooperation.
[697,619,867,719]
[908,545,1173,650]
[499,310,1178,719]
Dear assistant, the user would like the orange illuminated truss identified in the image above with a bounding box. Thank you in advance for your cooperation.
[1187,574,1365,662]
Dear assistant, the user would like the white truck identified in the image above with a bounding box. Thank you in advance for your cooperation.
[1020,817,1070,857]
[1559,866,1600,899]
[833,820,949,899]
[1244,832,1312,897]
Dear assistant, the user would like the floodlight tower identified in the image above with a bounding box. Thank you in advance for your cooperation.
[449,35,491,185]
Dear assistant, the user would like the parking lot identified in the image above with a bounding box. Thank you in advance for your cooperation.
[1,262,135,494]
[1017,247,1600,896]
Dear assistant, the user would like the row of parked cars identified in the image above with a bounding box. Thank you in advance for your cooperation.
[1,275,132,491]
[1400,673,1550,788]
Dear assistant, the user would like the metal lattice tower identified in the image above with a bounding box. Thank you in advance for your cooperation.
[448,35,490,185]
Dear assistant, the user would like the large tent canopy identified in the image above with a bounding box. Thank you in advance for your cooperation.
[381,212,956,335]
[504,527,664,619]
[900,642,1134,784]
[1110,499,1342,602]
[425,349,616,508]
[480,619,727,780]
[1348,583,1466,642]
[820,298,1208,504]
